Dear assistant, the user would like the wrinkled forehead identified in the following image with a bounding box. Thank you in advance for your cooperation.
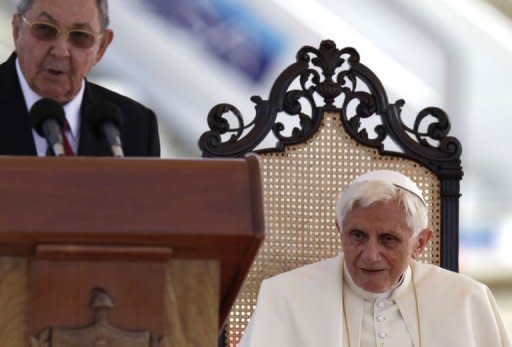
[343,199,413,233]
[25,0,102,30]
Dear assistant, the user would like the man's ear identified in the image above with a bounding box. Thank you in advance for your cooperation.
[12,14,20,41]
[412,228,433,259]
[94,29,114,63]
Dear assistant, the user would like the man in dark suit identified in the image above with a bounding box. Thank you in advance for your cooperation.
[0,0,160,156]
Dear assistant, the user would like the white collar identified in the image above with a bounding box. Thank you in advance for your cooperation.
[16,57,84,139]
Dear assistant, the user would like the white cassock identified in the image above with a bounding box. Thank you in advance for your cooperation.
[238,254,512,347]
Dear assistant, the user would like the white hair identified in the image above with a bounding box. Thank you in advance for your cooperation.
[335,180,428,235]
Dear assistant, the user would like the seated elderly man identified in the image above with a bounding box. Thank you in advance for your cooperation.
[238,170,511,347]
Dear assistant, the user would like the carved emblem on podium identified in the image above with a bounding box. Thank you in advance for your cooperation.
[30,288,163,347]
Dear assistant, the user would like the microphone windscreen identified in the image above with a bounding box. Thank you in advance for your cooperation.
[87,101,123,139]
[30,98,65,136]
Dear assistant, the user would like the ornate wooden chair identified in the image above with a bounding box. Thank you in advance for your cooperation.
[199,40,463,346]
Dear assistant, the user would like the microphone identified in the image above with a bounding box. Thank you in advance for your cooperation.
[30,98,66,156]
[88,101,124,157]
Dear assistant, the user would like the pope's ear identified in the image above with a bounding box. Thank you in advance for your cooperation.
[412,228,433,259]
[336,220,343,240]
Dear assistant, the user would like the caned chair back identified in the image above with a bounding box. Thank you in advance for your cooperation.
[199,40,463,346]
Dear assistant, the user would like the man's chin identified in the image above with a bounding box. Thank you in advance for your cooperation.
[37,89,74,104]
[34,80,75,104]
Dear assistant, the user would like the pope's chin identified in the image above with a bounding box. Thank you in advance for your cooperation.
[354,270,392,293]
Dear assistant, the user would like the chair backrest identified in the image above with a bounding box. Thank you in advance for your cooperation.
[199,39,463,346]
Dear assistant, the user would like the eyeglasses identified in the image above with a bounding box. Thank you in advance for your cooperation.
[20,15,103,49]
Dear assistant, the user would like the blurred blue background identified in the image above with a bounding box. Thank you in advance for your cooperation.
[1,0,511,329]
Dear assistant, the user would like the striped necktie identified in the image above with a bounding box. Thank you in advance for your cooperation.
[62,119,75,156]
[45,119,74,156]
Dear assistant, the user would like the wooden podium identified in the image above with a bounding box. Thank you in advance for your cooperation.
[0,155,264,347]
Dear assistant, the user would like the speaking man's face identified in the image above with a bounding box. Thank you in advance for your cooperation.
[341,199,431,293]
[12,0,113,103]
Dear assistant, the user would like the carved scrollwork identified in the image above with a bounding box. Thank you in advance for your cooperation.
[30,288,164,347]
[272,89,316,144]
[199,39,462,175]
[407,106,460,157]
[199,103,248,153]
[342,89,384,147]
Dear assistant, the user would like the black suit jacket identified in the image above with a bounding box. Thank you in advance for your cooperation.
[0,53,160,157]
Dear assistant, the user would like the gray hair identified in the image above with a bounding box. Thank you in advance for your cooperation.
[335,180,429,235]
[16,0,110,30]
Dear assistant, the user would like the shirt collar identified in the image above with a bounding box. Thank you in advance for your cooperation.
[16,57,83,139]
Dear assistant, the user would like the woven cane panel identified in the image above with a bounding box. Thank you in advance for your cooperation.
[226,112,441,345]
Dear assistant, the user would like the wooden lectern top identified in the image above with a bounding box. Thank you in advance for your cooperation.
[0,154,264,328]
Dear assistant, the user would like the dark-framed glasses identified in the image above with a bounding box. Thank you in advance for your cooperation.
[20,15,103,49]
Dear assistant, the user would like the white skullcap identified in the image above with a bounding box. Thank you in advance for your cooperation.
[352,170,426,205]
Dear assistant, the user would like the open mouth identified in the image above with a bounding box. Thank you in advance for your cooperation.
[47,69,64,76]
